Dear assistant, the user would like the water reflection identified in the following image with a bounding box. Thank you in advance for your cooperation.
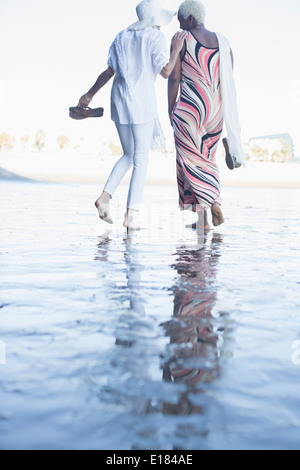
[95,232,111,263]
[96,232,145,316]
[96,232,148,350]
[94,231,225,419]
[161,234,224,415]
[123,235,146,317]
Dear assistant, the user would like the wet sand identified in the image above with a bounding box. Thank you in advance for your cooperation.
[0,181,300,450]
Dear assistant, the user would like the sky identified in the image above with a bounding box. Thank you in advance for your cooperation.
[0,0,300,154]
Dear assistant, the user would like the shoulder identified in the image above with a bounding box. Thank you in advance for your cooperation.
[111,29,128,43]
[184,31,193,43]
[152,27,165,38]
[215,32,231,48]
[143,27,166,42]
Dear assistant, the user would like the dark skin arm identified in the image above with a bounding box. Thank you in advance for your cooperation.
[78,66,115,108]
[160,31,186,78]
[168,51,182,123]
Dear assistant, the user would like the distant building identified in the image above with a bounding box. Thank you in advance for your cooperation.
[248,133,295,163]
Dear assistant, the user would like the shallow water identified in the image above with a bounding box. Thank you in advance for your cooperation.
[0,181,300,450]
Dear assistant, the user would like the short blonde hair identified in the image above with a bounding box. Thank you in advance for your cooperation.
[178,0,206,24]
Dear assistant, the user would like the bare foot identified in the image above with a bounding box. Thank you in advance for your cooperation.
[95,192,113,225]
[186,222,211,231]
[211,203,224,227]
[123,209,140,231]
[186,211,211,232]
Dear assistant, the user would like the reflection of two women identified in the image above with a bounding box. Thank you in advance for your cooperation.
[101,233,223,413]
[96,230,224,415]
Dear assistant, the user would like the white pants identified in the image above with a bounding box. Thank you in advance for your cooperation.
[104,121,154,211]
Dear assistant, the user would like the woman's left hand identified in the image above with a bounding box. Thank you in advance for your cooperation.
[171,31,186,52]
[169,107,175,126]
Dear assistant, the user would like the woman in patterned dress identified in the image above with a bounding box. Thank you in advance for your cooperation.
[168,0,232,231]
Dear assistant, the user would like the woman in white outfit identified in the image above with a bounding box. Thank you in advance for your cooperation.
[78,0,185,230]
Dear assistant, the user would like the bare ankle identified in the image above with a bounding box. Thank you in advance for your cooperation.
[123,209,140,230]
[97,191,111,205]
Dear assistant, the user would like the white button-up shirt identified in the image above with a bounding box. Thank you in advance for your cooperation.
[108,27,168,125]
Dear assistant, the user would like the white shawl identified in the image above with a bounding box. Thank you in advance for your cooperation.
[216,32,246,167]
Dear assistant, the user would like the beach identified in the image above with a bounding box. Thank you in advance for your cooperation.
[0,151,300,187]
[0,168,300,449]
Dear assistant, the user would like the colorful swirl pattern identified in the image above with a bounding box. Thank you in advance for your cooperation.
[173,32,224,212]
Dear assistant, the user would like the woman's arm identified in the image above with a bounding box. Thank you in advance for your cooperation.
[160,31,186,79]
[78,66,115,108]
[168,54,181,122]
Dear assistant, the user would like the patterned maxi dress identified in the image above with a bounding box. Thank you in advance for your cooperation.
[172,32,224,212]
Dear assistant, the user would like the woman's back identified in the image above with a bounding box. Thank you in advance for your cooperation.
[108,27,168,124]
[188,27,218,49]
[180,31,221,101]
[109,28,167,80]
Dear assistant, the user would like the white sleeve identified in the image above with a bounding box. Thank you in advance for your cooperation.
[151,31,169,75]
[107,40,118,72]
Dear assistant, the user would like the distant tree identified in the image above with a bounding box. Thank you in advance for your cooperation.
[262,148,269,162]
[250,145,269,162]
[20,135,29,149]
[272,140,293,163]
[34,130,46,151]
[272,150,282,163]
[280,139,292,163]
[109,141,122,156]
[0,132,15,151]
[57,135,70,150]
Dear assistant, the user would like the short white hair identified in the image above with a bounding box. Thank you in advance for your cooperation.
[178,0,206,24]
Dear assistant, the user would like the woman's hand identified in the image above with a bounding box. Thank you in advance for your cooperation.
[171,31,186,53]
[160,32,186,79]
[76,68,115,108]
[77,93,93,109]
[169,107,175,127]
